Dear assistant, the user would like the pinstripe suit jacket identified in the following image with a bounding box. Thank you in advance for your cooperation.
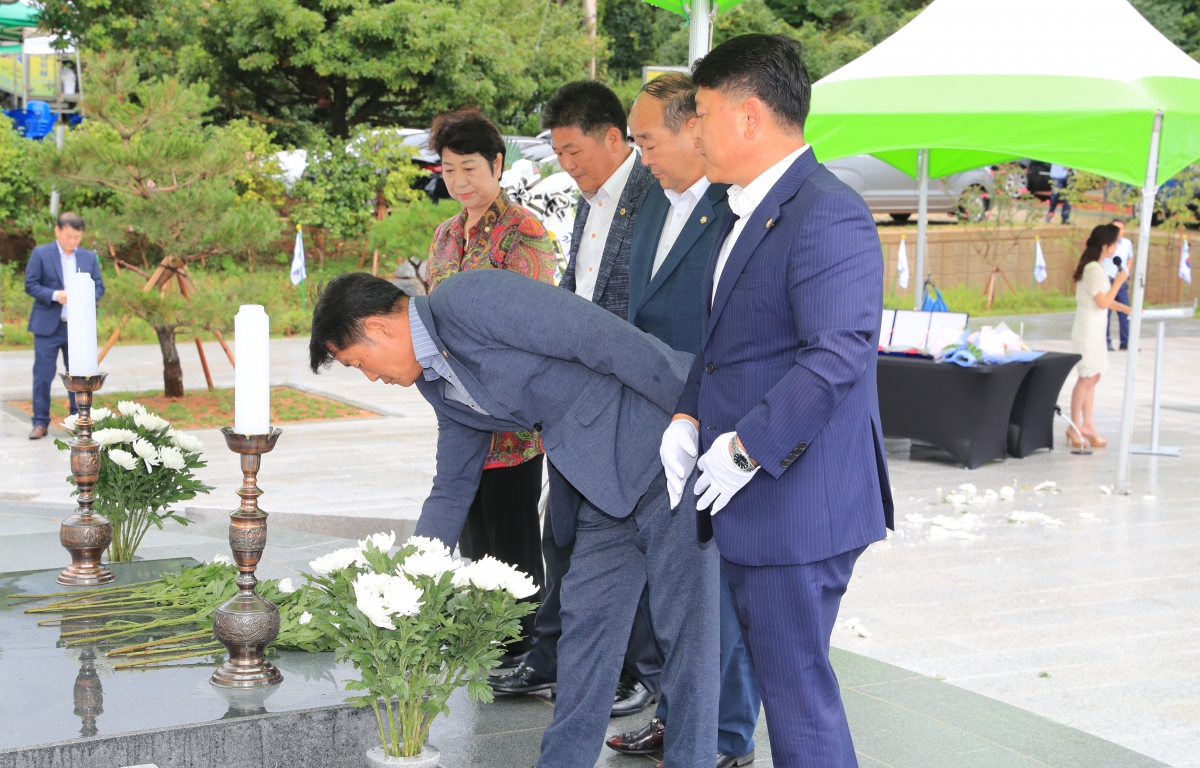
[677,150,894,567]
[560,159,654,318]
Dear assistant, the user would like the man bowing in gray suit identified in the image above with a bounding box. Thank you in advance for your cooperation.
[309,269,719,768]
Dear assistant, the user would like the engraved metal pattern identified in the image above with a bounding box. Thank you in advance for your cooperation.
[57,374,114,587]
[214,604,281,645]
[228,525,268,553]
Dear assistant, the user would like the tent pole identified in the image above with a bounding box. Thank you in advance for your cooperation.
[688,0,711,66]
[914,148,929,310]
[1115,110,1163,494]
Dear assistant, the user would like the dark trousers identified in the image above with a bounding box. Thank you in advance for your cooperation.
[724,547,866,768]
[658,558,761,757]
[1048,178,1071,223]
[536,471,719,768]
[458,455,546,656]
[1108,281,1130,348]
[32,322,76,427]
[524,485,663,690]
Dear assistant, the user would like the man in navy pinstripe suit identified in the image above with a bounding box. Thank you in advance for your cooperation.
[660,35,894,767]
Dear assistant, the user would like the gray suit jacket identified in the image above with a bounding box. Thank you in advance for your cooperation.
[559,159,654,319]
[410,269,693,549]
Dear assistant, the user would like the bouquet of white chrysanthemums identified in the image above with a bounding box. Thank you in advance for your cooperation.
[302,532,537,760]
[57,400,213,562]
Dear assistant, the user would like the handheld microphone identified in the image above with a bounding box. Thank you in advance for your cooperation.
[1113,256,1123,269]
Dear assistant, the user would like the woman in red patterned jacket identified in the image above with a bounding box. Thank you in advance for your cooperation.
[425,106,557,660]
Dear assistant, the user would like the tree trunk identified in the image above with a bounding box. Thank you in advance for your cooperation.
[330,78,350,139]
[155,325,185,398]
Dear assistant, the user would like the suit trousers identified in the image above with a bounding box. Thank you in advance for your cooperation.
[458,455,546,656]
[536,472,719,768]
[657,558,761,757]
[1108,281,1130,348]
[723,547,866,768]
[32,322,76,427]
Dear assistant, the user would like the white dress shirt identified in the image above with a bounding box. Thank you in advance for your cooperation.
[574,149,639,301]
[652,176,711,279]
[57,242,76,321]
[1103,237,1133,279]
[712,145,810,305]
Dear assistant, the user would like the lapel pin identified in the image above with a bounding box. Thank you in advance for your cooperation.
[700,216,708,224]
[766,218,774,228]
[620,207,627,216]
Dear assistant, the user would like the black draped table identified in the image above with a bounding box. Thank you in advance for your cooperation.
[876,352,1080,469]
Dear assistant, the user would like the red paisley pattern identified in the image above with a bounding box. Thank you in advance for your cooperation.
[426,190,556,470]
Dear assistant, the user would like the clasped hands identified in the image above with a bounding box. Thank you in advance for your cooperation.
[659,416,759,515]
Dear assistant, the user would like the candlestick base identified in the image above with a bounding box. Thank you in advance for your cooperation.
[211,427,284,689]
[57,373,114,588]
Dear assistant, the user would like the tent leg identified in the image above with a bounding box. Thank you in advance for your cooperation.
[914,148,929,310]
[688,0,711,66]
[1115,110,1163,493]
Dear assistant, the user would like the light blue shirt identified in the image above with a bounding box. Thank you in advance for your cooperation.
[407,301,489,415]
[1049,164,1069,181]
[57,242,76,321]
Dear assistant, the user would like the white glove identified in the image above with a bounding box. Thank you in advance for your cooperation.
[695,432,759,515]
[660,418,700,509]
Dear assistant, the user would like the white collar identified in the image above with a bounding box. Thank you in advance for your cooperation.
[57,242,76,260]
[664,176,711,209]
[728,144,810,218]
[584,148,639,204]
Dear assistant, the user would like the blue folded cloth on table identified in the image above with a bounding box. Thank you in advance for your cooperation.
[940,343,1045,367]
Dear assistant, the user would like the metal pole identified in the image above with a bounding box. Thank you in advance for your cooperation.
[1115,110,1163,492]
[688,0,711,67]
[914,148,929,310]
[1149,320,1164,450]
[49,120,64,216]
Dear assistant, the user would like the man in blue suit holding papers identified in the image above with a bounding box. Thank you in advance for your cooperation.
[660,35,893,767]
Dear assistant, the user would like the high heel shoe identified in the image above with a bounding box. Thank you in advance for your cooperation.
[1083,432,1107,447]
[1065,429,1084,449]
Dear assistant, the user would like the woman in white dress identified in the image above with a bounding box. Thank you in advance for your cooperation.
[1069,224,1130,448]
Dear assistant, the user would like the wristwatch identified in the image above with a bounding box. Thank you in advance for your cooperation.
[729,435,756,472]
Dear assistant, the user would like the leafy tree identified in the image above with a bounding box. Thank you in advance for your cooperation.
[0,116,44,230]
[601,0,684,79]
[37,52,282,397]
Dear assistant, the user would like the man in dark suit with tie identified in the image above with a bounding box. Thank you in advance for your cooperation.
[24,212,104,439]
[661,35,894,767]
[606,73,760,768]
[491,80,664,717]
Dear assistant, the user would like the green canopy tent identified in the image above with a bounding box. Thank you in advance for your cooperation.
[805,0,1200,492]
[642,0,744,65]
[0,0,38,44]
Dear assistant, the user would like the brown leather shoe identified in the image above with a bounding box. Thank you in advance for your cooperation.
[29,425,48,440]
[606,716,664,755]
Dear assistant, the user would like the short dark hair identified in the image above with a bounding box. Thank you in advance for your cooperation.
[691,34,811,132]
[640,73,697,134]
[429,106,506,170]
[56,212,85,231]
[309,272,408,373]
[541,80,627,139]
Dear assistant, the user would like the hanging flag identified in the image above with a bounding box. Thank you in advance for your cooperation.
[896,236,910,290]
[1034,237,1048,283]
[1180,238,1192,284]
[290,225,307,286]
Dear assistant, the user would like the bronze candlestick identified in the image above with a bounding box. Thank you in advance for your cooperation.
[211,427,284,689]
[57,373,114,587]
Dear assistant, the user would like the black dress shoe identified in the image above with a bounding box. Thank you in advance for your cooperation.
[605,716,665,754]
[716,751,755,768]
[611,675,659,717]
[488,661,555,694]
[494,650,527,671]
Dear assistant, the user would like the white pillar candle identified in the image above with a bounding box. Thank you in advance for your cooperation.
[234,305,271,435]
[65,271,99,376]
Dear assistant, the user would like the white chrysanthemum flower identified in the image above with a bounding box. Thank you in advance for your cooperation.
[118,401,146,416]
[353,572,424,630]
[309,546,366,576]
[93,428,136,446]
[62,414,79,433]
[134,411,170,433]
[298,611,312,625]
[357,531,396,554]
[132,437,161,472]
[454,556,538,599]
[91,407,113,423]
[405,535,450,557]
[277,577,296,594]
[107,448,138,471]
[400,549,460,580]
[169,429,203,453]
[211,553,234,565]
[158,445,186,471]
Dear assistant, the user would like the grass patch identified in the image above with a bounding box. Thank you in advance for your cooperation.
[6,386,378,431]
[887,285,1078,317]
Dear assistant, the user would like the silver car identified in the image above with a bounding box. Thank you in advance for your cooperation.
[824,154,995,222]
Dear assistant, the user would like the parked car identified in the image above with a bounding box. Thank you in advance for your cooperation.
[824,154,996,222]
